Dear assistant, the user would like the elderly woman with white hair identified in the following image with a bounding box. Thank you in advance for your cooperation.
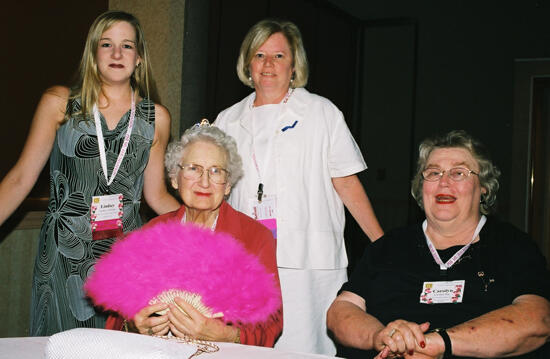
[105,120,283,347]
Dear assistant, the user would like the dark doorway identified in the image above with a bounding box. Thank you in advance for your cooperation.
[528,77,550,264]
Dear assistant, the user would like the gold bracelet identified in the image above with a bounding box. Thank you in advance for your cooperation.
[233,328,241,343]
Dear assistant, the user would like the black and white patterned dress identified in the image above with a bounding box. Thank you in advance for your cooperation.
[30,98,156,336]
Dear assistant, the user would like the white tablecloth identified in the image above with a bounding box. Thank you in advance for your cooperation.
[0,336,340,359]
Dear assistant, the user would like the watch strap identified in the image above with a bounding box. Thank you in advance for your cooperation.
[432,328,452,358]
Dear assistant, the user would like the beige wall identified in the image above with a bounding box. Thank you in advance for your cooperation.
[110,0,185,139]
[0,226,40,337]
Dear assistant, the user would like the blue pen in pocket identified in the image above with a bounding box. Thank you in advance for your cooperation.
[281,120,298,132]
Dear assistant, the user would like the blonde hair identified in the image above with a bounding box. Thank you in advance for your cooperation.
[236,18,308,89]
[66,10,158,121]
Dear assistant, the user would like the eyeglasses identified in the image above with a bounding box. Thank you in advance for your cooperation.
[177,164,229,184]
[422,167,479,182]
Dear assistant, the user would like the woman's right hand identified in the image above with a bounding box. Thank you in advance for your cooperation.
[373,320,431,358]
[133,302,170,336]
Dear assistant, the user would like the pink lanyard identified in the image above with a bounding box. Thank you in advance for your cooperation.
[93,92,136,186]
[423,215,486,271]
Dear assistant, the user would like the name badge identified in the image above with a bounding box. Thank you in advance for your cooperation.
[419,280,465,304]
[91,194,124,240]
[248,196,277,239]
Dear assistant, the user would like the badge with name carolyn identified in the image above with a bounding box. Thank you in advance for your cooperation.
[419,280,465,304]
[91,194,124,240]
[248,195,277,239]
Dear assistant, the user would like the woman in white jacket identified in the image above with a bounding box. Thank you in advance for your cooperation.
[215,18,384,355]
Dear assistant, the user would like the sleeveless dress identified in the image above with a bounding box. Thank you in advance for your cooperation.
[29,97,156,336]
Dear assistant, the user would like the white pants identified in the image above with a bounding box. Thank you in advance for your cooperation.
[274,268,347,355]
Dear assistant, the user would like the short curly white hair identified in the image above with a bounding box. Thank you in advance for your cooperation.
[165,125,243,187]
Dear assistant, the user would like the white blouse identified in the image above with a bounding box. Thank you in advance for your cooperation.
[215,88,367,269]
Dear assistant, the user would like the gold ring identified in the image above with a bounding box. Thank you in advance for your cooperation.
[148,328,153,336]
[389,328,396,338]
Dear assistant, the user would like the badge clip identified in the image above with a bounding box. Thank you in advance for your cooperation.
[257,183,264,202]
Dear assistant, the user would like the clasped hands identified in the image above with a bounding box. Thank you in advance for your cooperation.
[132,297,238,342]
[373,320,444,359]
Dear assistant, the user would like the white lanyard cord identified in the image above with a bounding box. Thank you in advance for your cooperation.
[423,215,487,270]
[93,91,136,186]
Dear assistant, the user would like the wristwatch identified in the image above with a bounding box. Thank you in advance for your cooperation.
[431,328,452,358]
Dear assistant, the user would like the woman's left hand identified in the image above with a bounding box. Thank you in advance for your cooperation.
[168,297,239,342]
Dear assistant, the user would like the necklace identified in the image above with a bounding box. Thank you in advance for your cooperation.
[251,88,294,108]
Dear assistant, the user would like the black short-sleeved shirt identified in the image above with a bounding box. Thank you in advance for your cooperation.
[339,217,550,359]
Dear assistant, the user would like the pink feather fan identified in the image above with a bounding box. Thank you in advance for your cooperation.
[84,221,281,324]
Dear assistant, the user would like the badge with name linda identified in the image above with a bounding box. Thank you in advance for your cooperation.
[419,280,465,304]
[91,194,123,240]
